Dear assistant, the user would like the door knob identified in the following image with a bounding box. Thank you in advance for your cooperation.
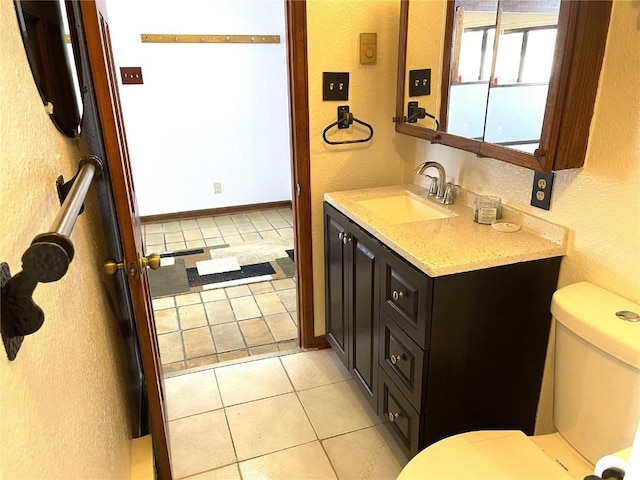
[140,253,161,270]
[104,253,161,276]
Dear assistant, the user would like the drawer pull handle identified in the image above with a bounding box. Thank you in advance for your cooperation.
[390,353,406,365]
[392,290,405,301]
[387,412,400,423]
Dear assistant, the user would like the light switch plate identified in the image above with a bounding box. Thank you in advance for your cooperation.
[322,72,349,101]
[120,67,144,85]
[409,69,431,97]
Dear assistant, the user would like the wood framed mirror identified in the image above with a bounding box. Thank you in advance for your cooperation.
[14,0,83,137]
[394,0,612,172]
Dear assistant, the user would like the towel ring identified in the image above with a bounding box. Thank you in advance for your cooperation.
[322,106,374,145]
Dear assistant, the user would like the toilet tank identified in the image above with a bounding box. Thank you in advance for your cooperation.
[551,282,640,465]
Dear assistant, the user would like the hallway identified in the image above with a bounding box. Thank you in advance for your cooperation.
[142,207,299,374]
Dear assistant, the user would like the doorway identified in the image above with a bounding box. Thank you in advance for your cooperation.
[102,0,311,373]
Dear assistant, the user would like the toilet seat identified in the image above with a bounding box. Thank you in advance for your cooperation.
[397,431,593,480]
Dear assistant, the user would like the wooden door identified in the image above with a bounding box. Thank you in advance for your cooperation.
[78,1,172,477]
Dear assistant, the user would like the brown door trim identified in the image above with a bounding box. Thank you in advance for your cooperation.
[285,0,317,349]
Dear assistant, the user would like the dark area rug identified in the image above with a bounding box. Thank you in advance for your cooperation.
[149,244,296,298]
[186,262,275,288]
[148,259,190,297]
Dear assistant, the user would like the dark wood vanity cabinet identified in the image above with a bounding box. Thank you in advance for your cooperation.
[324,203,380,409]
[324,202,563,458]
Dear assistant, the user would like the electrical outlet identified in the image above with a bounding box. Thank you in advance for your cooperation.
[530,171,554,210]
[214,182,222,194]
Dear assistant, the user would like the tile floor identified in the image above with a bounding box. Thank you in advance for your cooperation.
[142,207,299,374]
[164,348,409,479]
[152,280,299,373]
[142,208,295,253]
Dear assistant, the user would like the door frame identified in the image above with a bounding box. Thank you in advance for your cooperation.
[285,0,317,349]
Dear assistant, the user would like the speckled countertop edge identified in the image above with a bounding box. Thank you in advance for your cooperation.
[324,184,568,277]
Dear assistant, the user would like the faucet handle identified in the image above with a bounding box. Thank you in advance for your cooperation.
[425,175,439,196]
[443,183,460,205]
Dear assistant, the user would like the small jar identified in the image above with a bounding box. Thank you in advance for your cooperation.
[474,196,501,224]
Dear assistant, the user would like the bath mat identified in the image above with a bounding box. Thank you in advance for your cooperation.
[186,262,276,288]
[149,240,295,298]
[276,256,296,278]
[148,259,190,297]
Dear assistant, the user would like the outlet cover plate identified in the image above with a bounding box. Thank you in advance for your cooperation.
[409,69,431,97]
[530,171,554,210]
[323,72,349,101]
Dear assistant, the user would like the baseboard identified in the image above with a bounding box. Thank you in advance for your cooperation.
[313,335,330,349]
[140,200,292,224]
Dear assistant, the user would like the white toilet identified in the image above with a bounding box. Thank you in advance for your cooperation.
[398,282,640,480]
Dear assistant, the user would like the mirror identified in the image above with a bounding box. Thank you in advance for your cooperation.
[395,0,613,172]
[14,0,83,137]
[445,1,560,154]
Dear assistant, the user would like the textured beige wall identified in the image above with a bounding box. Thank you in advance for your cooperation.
[307,0,416,334]
[414,0,640,304]
[0,1,132,478]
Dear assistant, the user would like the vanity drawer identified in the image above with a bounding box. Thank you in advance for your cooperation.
[380,249,433,349]
[378,368,421,457]
[379,311,427,411]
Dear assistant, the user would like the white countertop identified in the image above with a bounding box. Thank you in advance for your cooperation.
[324,184,568,277]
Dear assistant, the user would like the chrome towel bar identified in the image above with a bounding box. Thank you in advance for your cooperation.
[0,155,103,360]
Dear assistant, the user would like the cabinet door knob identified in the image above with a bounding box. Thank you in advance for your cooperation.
[392,290,405,301]
[342,234,351,245]
[338,231,345,241]
[390,353,405,365]
[387,412,400,423]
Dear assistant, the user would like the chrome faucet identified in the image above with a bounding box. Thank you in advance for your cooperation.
[414,161,457,204]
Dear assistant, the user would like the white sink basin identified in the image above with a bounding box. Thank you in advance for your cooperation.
[357,192,453,224]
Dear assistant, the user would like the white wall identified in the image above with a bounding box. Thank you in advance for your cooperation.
[105,0,292,217]
[413,0,640,305]
[1,1,132,476]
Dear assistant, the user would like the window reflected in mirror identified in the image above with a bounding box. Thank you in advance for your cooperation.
[447,0,560,154]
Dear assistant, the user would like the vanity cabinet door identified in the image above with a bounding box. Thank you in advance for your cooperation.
[348,222,380,409]
[324,203,350,368]
[324,203,380,410]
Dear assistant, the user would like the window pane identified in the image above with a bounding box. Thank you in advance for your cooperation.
[521,29,557,83]
[493,31,523,84]
[480,29,495,81]
[458,30,484,81]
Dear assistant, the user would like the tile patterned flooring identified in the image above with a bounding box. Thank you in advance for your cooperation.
[165,349,409,479]
[142,208,298,374]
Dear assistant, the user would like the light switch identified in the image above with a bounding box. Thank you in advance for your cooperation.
[360,33,377,64]
[323,72,349,101]
[120,67,144,85]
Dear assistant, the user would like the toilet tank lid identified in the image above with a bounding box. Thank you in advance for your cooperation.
[551,282,640,369]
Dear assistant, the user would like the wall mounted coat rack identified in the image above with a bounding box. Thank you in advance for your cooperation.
[0,155,103,360]
[140,34,280,44]
[322,105,374,145]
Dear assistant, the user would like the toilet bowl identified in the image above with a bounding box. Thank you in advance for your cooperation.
[397,282,640,480]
